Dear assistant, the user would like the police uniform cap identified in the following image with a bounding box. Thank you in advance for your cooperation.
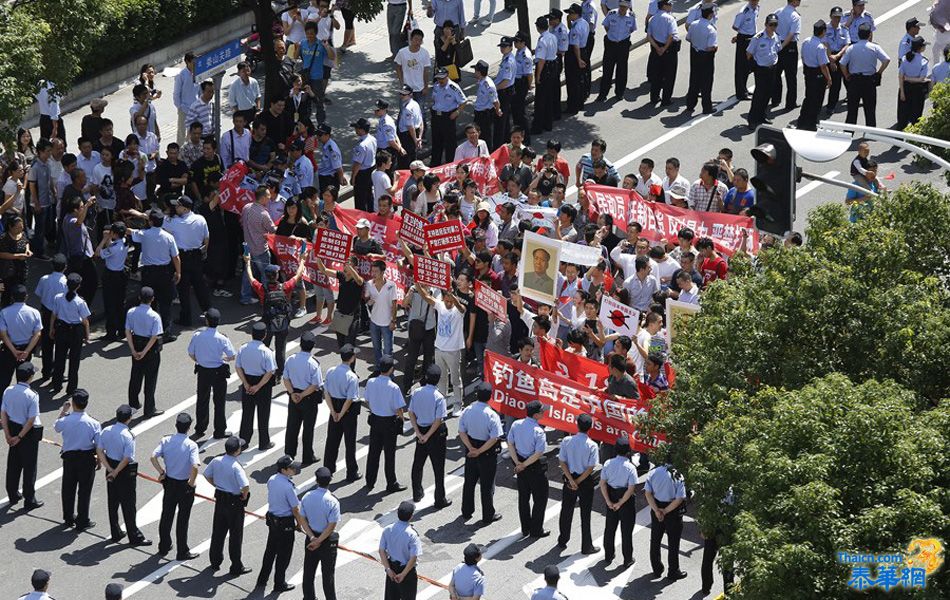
[339,343,355,360]
[525,400,544,416]
[66,272,82,285]
[548,8,563,19]
[171,195,194,208]
[474,60,489,73]
[350,117,371,130]
[16,361,36,377]
[205,307,221,321]
[31,569,51,588]
[316,123,332,136]
[475,381,493,401]
[301,331,317,345]
[906,17,924,29]
[51,253,67,269]
[535,15,549,27]
[434,66,449,78]
[378,355,395,372]
[911,35,927,48]
[105,583,124,599]
[830,6,843,17]
[543,565,560,580]
[224,435,244,453]
[566,3,582,15]
[252,321,268,334]
[463,543,483,560]
[397,500,415,520]
[290,139,306,152]
[399,84,414,95]
[656,0,671,7]
[852,0,866,5]
[765,13,778,25]
[814,19,827,33]
[116,404,134,421]
[376,98,390,109]
[140,286,155,302]
[618,0,631,6]
[110,221,127,235]
[264,263,281,274]
[276,455,301,471]
[148,208,165,221]
[514,31,529,43]
[426,363,442,379]
[176,412,193,426]
[498,36,513,47]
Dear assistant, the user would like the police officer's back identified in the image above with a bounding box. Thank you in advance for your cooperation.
[645,462,688,580]
[2,361,43,509]
[508,399,550,538]
[125,286,164,416]
[408,364,451,507]
[557,412,600,553]
[299,466,341,600]
[281,330,323,465]
[151,412,201,560]
[458,381,504,523]
[54,389,100,529]
[204,435,251,574]
[840,23,890,126]
[0,284,42,389]
[529,565,568,600]
[450,544,486,600]
[187,307,236,439]
[236,321,278,451]
[379,501,422,600]
[364,355,406,493]
[18,568,54,600]
[323,343,362,482]
[257,455,303,592]
[96,403,151,545]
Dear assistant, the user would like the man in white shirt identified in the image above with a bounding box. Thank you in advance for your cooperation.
[415,283,466,415]
[185,80,215,138]
[364,259,399,369]
[76,138,101,184]
[133,115,160,203]
[37,81,64,145]
[454,123,490,161]
[173,52,200,145]
[219,113,252,168]
[228,62,262,124]
[635,158,663,197]
[396,29,432,95]
[130,84,160,139]
[661,156,690,192]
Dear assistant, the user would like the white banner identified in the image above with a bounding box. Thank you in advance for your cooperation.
[599,295,640,338]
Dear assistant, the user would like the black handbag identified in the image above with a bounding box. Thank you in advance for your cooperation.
[456,37,474,68]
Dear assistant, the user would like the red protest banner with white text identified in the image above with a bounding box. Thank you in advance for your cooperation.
[424,219,465,253]
[313,227,352,264]
[392,148,504,204]
[332,207,404,263]
[358,254,412,300]
[475,280,507,322]
[413,255,452,290]
[266,234,307,281]
[584,183,760,256]
[484,351,663,452]
[218,162,257,215]
[399,210,427,249]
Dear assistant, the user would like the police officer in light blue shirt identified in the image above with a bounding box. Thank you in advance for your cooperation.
[131,210,181,337]
[898,18,924,60]
[2,362,42,509]
[557,413,600,553]
[408,364,450,507]
[843,0,874,43]
[34,253,67,379]
[125,287,163,416]
[799,20,833,131]
[685,4,719,114]
[380,501,422,599]
[364,355,406,492]
[772,0,802,110]
[97,403,150,545]
[599,436,637,566]
[581,0,598,60]
[645,463,688,579]
[151,412,201,559]
[897,36,931,130]
[513,32,534,140]
[374,99,404,164]
[316,123,345,193]
[459,381,503,522]
[54,389,100,529]
[50,273,91,395]
[299,466,341,600]
[565,4,590,113]
[164,195,210,327]
[549,9,569,120]
[472,60,500,150]
[205,435,251,574]
[0,284,42,389]
[322,344,361,481]
[532,17,560,133]
[824,6,851,114]
[257,455,302,592]
[647,0,680,106]
[282,331,323,465]
[508,399,549,537]
[598,1,637,101]
[748,13,781,127]
[530,565,569,600]
[188,308,235,440]
[686,0,717,26]
[430,70,467,165]
[350,118,378,212]
[237,321,277,452]
[97,222,130,340]
[732,0,759,99]
[396,86,424,169]
[840,23,890,127]
[450,543,486,599]
[494,37,518,149]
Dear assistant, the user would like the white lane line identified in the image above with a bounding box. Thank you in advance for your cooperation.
[796,171,840,199]
[877,0,923,24]
[0,340,302,510]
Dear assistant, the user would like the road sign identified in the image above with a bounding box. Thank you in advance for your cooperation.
[195,38,243,78]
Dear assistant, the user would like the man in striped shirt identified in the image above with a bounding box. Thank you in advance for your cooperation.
[185,80,215,137]
[687,162,728,212]
[574,138,618,187]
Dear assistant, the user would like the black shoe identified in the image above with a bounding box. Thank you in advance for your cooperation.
[212,431,233,440]
[701,589,712,596]
[230,566,253,576]
[128,400,142,410]
[24,499,44,510]
[112,529,127,543]
[666,570,688,581]
[301,457,318,467]
[145,410,165,418]
[385,483,407,494]
[433,499,453,509]
[8,493,22,505]
[556,541,567,549]
[595,95,608,102]
[652,569,664,578]
[259,442,276,451]
[162,334,178,343]
[785,103,799,110]
[660,100,673,107]
[763,117,774,124]
[412,492,424,502]
[131,538,153,547]
[530,530,551,538]
[210,563,221,572]
[480,513,502,525]
[273,583,296,592]
[582,545,600,555]
[622,558,636,568]
[177,552,200,561]
[76,521,96,531]
[50,385,62,395]
[736,94,749,101]
[462,512,474,520]
[345,471,362,482]
[702,108,716,115]
[158,546,171,556]
[604,554,615,565]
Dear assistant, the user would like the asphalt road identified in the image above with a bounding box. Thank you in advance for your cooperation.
[4,1,948,599]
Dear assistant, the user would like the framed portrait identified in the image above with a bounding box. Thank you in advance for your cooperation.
[519,230,562,305]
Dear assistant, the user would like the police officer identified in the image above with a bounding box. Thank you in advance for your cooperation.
[597,0,637,102]
[151,412,201,560]
[472,60,501,151]
[840,23,890,127]
[798,20,833,131]
[430,69,467,167]
[646,460,688,580]
[18,569,53,600]
[34,253,67,380]
[54,389,100,529]
[365,355,407,493]
[557,412,599,554]
[529,565,568,600]
[494,37,517,150]
[130,210,181,341]
[49,273,90,396]
[282,331,323,465]
[513,32,534,143]
[685,4,719,114]
[0,284,42,390]
[824,6,851,116]
[747,13,781,129]
[316,123,347,193]
[508,399,549,537]
[237,321,277,451]
[375,99,405,166]
[899,17,924,60]
[350,118,378,212]
[409,364,451,507]
[397,85,424,169]
[300,466,340,600]
[188,308,236,439]
[731,0,759,100]
[549,9,569,120]
[532,17,560,134]
[647,0,680,107]
[163,195,210,328]
[897,36,930,130]
[449,544,485,600]
[97,403,151,545]
[323,343,361,482]
[771,0,801,110]
[459,381,504,523]
[598,436,637,567]
[380,500,422,600]
[844,0,874,42]
[204,435,251,575]
[257,455,302,593]
[2,362,43,510]
[565,4,590,114]
[126,287,164,416]
[97,222,130,340]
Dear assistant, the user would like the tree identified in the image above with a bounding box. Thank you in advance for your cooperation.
[906,82,950,185]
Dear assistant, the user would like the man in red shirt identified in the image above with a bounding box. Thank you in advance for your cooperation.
[244,252,306,375]
[696,237,727,287]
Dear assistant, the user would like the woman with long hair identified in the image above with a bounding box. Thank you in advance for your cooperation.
[0,214,31,306]
[276,197,313,317]
[1,160,27,217]
[16,128,36,164]
[50,272,90,395]
[138,63,163,99]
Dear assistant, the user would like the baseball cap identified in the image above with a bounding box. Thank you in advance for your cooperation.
[498,36,513,47]
[251,321,267,335]
[205,307,221,322]
[104,583,124,600]
[356,218,372,229]
[852,0,866,5]
[315,466,332,484]
[171,195,194,208]
[51,253,67,269]
[409,160,428,172]
[668,181,689,199]
[474,59,489,73]
[116,404,134,421]
[619,0,631,5]
[276,455,301,471]
[67,272,82,286]
[350,117,371,130]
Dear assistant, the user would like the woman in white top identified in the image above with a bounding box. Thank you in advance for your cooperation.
[372,152,397,212]
[414,173,442,218]
[1,160,27,216]
[282,3,310,50]
[471,202,499,248]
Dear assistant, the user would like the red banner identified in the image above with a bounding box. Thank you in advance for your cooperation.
[332,207,404,263]
[424,219,465,254]
[266,234,308,282]
[399,210,427,249]
[584,183,760,256]
[393,148,504,205]
[484,351,663,452]
[218,162,256,215]
[475,280,507,322]
[413,255,452,290]
[313,227,352,264]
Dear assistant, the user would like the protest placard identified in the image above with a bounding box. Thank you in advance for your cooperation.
[413,255,452,290]
[475,280,507,321]
[424,219,466,254]
[313,227,352,264]
[399,209,427,248]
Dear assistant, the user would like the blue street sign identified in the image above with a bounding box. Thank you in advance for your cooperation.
[195,38,243,78]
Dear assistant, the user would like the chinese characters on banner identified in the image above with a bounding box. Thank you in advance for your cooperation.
[332,206,404,263]
[313,227,352,264]
[424,219,466,254]
[484,351,664,452]
[393,150,504,204]
[399,210,427,248]
[218,162,257,215]
[266,234,307,281]
[584,183,760,256]
[413,255,452,290]
[475,280,508,322]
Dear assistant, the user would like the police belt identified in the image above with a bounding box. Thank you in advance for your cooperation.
[655,497,686,515]
[265,512,297,530]
[516,453,545,470]
[417,421,446,439]
[779,43,798,53]
[330,396,359,414]
[474,108,494,116]
[140,263,173,271]
[1,341,29,354]
[7,421,39,439]
[606,485,627,503]
[431,108,455,117]
[803,65,821,73]
[61,448,96,458]
[54,320,83,329]
[215,488,249,508]
[180,248,203,259]
[106,456,138,478]
[736,33,753,40]
[388,559,413,572]
[498,86,514,96]
[245,372,271,389]
[196,364,231,378]
[369,413,400,427]
[132,334,161,354]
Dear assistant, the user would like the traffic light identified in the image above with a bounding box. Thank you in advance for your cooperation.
[749,126,802,236]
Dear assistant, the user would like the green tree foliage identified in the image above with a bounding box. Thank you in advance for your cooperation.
[906,81,950,184]
[347,0,388,23]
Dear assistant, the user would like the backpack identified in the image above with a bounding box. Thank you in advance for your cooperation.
[263,285,292,333]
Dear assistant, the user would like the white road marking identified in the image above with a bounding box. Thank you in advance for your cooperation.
[796,171,840,199]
